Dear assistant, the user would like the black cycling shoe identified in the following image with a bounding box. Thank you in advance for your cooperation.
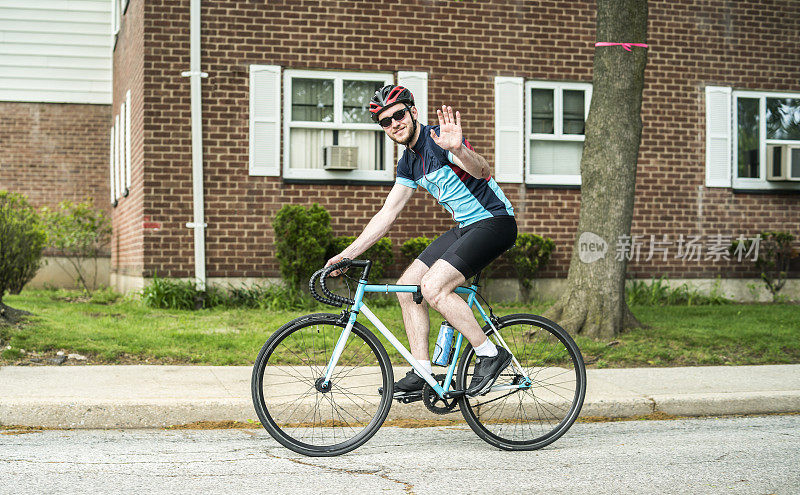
[467,347,512,396]
[393,370,427,395]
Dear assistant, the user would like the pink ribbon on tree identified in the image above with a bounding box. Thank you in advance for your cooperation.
[595,42,649,51]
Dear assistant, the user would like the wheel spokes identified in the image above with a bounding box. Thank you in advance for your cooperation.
[256,320,389,451]
[461,318,583,446]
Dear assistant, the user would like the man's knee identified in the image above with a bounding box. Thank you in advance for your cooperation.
[420,275,446,307]
[420,260,465,307]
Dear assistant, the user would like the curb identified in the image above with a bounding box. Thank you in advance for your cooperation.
[652,391,800,417]
[2,392,799,429]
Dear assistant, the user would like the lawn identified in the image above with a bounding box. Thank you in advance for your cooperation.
[1,290,798,367]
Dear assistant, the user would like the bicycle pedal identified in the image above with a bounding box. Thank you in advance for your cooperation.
[394,391,423,404]
[377,386,423,403]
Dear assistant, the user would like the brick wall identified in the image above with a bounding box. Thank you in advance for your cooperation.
[116,0,799,283]
[111,0,146,279]
[0,102,111,217]
[625,0,800,278]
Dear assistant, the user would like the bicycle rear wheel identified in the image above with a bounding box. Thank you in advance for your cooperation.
[456,313,586,450]
[251,313,393,456]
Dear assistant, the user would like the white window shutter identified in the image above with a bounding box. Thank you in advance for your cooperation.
[109,125,116,205]
[250,65,281,176]
[398,71,428,123]
[116,110,124,199]
[397,71,428,161]
[125,90,132,191]
[494,76,524,183]
[705,86,732,187]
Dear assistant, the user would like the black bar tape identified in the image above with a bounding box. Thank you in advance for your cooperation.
[309,268,341,307]
[320,262,355,306]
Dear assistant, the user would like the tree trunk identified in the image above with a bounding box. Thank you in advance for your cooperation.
[544,0,648,339]
[0,302,31,326]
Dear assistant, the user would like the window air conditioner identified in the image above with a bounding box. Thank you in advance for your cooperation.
[766,144,800,181]
[323,146,359,170]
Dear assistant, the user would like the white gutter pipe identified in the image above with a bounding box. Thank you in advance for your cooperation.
[181,0,207,291]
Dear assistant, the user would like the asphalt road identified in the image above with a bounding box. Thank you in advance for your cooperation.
[1,415,798,494]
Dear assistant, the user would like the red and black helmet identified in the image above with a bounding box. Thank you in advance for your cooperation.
[369,85,415,122]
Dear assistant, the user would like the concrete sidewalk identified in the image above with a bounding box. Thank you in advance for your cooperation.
[1,364,799,428]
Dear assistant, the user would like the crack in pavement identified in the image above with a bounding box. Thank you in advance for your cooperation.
[266,453,415,494]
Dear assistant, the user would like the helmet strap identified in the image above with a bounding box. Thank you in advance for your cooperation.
[404,104,419,148]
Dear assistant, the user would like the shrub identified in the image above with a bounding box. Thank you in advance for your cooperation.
[400,237,432,263]
[0,191,47,306]
[273,204,332,293]
[141,274,224,310]
[731,231,795,302]
[247,284,320,311]
[328,236,394,279]
[41,199,111,293]
[626,276,730,306]
[224,283,305,310]
[142,275,199,310]
[506,233,555,292]
[141,277,320,311]
[225,283,271,309]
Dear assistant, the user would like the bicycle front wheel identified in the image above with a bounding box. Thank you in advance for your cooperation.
[456,313,586,450]
[251,313,393,456]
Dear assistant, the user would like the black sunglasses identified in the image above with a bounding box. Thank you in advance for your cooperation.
[378,107,409,128]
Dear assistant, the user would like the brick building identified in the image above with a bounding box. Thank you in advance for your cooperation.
[5,0,800,297]
[0,0,112,212]
[0,0,113,287]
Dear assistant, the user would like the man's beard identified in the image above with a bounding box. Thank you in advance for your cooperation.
[391,123,417,146]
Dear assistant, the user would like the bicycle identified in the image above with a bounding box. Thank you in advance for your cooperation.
[251,258,586,456]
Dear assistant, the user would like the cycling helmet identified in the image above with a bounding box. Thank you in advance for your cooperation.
[369,85,415,122]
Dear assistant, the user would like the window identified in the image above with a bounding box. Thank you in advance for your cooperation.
[283,70,394,181]
[525,81,592,185]
[731,90,800,189]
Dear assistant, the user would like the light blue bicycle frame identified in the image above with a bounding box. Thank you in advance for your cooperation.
[320,279,530,398]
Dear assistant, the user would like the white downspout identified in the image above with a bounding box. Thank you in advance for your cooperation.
[181,0,207,291]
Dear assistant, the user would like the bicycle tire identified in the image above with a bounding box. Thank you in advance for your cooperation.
[456,313,586,450]
[251,313,393,456]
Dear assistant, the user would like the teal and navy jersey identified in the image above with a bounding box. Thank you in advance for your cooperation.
[396,124,514,227]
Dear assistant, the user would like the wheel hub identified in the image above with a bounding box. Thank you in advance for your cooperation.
[314,377,332,393]
[512,375,532,389]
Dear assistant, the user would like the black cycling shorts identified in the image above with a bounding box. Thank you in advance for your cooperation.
[417,215,517,279]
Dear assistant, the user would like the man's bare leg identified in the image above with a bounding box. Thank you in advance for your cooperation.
[421,260,510,395]
[396,260,432,361]
[419,260,488,349]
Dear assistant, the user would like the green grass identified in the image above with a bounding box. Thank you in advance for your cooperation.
[0,290,798,367]
[577,305,800,367]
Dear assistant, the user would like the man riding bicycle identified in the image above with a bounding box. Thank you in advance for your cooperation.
[325,85,517,397]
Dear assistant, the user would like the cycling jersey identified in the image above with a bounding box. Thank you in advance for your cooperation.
[396,125,514,227]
